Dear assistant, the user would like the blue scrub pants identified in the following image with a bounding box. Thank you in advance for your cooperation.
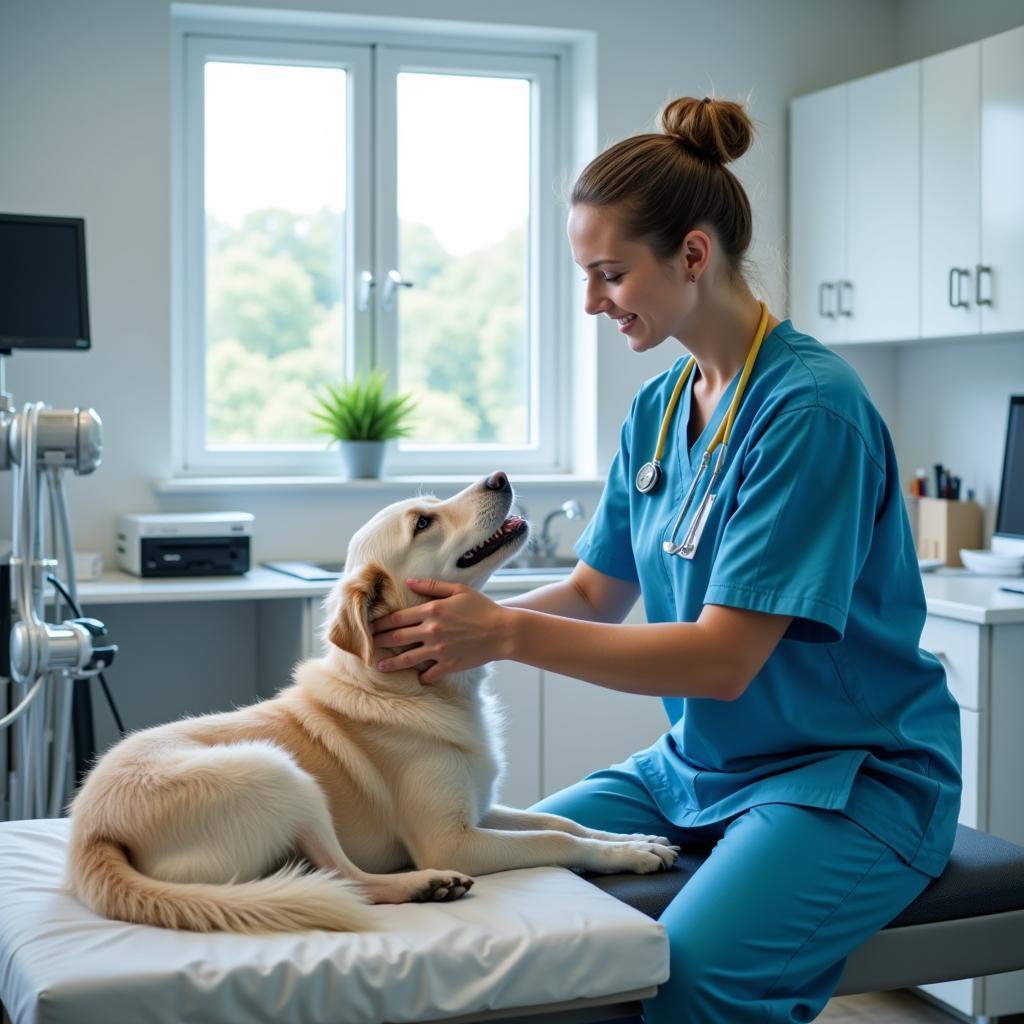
[531,766,934,1024]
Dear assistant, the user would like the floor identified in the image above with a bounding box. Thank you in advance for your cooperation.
[611,990,1024,1022]
[822,990,1024,1022]
[820,991,959,1022]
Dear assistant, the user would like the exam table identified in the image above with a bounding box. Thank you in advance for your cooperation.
[1,820,1022,1024]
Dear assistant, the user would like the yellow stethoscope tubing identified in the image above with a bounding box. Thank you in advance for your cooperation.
[654,301,772,557]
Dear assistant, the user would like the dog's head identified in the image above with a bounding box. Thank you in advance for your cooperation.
[326,472,529,668]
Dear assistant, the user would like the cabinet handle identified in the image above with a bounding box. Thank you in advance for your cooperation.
[948,267,970,309]
[976,265,993,307]
[837,280,853,318]
[819,281,835,319]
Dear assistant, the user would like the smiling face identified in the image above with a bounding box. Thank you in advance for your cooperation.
[568,203,696,353]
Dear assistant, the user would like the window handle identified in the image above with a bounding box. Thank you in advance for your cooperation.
[381,269,414,313]
[357,271,375,313]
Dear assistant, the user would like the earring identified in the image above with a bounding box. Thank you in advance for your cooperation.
[689,274,696,282]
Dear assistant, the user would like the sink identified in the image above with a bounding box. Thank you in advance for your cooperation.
[495,555,577,576]
[265,555,576,582]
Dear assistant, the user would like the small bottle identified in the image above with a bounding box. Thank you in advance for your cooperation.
[915,468,929,498]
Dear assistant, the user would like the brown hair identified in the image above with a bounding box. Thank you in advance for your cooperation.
[572,95,756,282]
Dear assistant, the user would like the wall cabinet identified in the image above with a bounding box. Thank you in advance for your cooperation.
[790,64,920,344]
[920,43,981,339]
[791,24,1024,345]
[789,84,847,344]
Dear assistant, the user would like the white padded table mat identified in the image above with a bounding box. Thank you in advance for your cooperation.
[0,819,668,1024]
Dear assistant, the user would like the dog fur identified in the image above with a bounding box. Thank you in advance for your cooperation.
[66,476,678,933]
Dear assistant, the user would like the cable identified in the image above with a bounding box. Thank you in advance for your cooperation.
[45,574,126,737]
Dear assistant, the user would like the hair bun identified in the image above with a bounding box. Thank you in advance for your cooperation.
[659,96,754,165]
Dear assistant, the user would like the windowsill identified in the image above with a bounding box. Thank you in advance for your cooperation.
[155,474,608,495]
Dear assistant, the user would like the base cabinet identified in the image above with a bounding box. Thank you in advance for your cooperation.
[490,600,667,806]
[917,615,1024,1021]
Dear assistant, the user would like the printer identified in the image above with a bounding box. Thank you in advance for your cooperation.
[116,512,254,577]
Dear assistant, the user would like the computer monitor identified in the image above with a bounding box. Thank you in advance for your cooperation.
[0,213,90,352]
[993,395,1024,556]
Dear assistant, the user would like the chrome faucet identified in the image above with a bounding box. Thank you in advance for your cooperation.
[537,499,584,558]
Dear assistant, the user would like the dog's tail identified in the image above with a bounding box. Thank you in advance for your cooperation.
[68,834,373,934]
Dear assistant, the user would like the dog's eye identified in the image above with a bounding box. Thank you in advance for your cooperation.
[414,514,433,533]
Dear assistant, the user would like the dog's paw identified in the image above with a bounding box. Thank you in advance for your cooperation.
[622,832,676,847]
[589,839,680,875]
[412,871,475,903]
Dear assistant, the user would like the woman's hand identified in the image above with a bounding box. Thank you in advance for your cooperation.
[371,579,513,684]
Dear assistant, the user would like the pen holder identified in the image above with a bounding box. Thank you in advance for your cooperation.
[915,497,982,567]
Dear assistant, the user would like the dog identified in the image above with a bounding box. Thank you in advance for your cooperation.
[67,472,679,933]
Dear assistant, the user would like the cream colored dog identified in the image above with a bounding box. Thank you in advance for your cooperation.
[67,474,678,933]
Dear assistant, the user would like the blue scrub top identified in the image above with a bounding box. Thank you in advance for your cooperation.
[575,319,962,877]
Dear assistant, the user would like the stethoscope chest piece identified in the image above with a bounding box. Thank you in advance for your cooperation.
[635,461,661,494]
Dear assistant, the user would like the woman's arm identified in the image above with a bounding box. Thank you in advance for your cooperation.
[500,602,791,700]
[372,570,791,698]
[498,561,641,624]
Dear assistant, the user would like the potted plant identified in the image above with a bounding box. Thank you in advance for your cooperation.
[310,371,417,479]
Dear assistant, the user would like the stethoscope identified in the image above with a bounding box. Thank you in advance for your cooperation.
[635,300,772,560]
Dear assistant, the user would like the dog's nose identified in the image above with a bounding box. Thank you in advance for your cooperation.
[483,471,509,492]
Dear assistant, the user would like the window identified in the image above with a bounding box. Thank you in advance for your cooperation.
[174,15,567,475]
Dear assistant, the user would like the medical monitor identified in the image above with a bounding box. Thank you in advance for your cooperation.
[0,213,90,352]
[993,395,1024,556]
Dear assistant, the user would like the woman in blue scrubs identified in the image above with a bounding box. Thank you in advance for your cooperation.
[372,95,962,1022]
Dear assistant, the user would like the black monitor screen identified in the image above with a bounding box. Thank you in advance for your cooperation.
[996,396,1024,539]
[0,214,90,350]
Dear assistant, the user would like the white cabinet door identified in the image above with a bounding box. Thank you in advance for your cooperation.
[540,603,668,798]
[921,43,981,338]
[487,660,542,809]
[847,62,921,342]
[789,84,848,343]
[981,24,1024,335]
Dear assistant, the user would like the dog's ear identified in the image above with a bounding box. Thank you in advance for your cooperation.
[328,562,400,664]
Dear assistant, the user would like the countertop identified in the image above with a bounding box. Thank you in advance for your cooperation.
[74,566,1024,625]
[76,565,566,605]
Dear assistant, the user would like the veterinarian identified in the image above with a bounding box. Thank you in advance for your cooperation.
[373,95,962,1024]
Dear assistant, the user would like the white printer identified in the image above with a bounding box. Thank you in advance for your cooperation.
[116,512,254,577]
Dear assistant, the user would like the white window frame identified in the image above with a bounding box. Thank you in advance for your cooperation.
[171,9,570,478]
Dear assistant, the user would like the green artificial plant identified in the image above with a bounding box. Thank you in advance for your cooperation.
[310,370,417,443]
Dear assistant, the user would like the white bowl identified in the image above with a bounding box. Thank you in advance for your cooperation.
[960,549,1024,576]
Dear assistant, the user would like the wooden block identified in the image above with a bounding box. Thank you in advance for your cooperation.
[915,497,983,567]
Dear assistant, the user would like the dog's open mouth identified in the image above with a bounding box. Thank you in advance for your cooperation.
[456,516,528,569]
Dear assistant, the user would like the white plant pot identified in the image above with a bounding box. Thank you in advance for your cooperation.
[338,440,387,479]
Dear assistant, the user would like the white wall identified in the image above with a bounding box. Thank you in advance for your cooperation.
[892,0,1024,542]
[0,0,901,567]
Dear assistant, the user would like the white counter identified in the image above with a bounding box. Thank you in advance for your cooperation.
[74,566,1024,624]
[922,570,1024,624]
[76,566,566,605]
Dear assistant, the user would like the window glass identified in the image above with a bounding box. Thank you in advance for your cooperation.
[396,72,530,448]
[204,61,347,448]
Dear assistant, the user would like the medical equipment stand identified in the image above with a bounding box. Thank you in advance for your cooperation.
[0,353,115,821]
